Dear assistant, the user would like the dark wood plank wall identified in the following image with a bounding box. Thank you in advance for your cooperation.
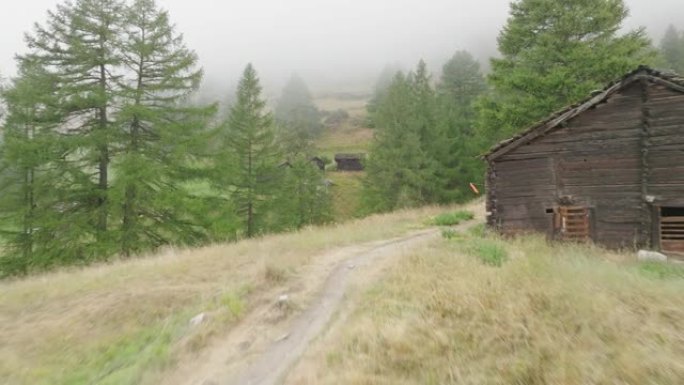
[645,83,684,204]
[490,82,646,247]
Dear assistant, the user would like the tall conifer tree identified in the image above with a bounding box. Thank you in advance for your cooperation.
[220,64,279,238]
[0,62,62,275]
[660,25,684,74]
[22,0,125,256]
[114,0,214,255]
[477,0,654,148]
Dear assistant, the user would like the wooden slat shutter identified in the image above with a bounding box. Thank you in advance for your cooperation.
[556,206,591,242]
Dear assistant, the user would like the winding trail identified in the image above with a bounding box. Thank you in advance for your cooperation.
[164,209,478,385]
[227,229,439,385]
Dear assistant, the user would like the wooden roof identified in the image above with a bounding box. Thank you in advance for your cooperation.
[334,153,365,161]
[483,66,684,162]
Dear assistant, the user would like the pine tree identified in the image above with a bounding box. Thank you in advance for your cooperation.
[366,64,400,128]
[0,62,62,275]
[409,60,446,203]
[438,51,487,108]
[114,0,215,256]
[22,0,125,257]
[220,64,279,238]
[477,0,655,148]
[437,51,487,200]
[660,25,684,74]
[363,64,441,213]
[272,155,332,231]
[275,74,322,139]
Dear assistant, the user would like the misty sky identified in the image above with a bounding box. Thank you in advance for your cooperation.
[1,0,684,93]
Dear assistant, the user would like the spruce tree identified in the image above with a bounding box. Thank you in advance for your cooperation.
[363,69,433,212]
[660,25,684,74]
[409,60,446,203]
[437,51,487,201]
[220,64,279,238]
[366,64,400,128]
[114,0,215,256]
[477,0,654,147]
[272,155,332,231]
[275,74,322,139]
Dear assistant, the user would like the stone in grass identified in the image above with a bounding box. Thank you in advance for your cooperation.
[189,312,208,327]
[277,294,290,309]
[637,250,668,262]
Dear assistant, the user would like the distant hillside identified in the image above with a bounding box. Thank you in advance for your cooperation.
[313,92,373,220]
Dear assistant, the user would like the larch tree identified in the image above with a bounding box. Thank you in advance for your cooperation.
[220,64,279,238]
[0,62,62,275]
[477,0,655,148]
[114,0,215,256]
[22,0,125,257]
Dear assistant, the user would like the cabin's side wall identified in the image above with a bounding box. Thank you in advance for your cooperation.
[644,82,684,199]
[644,81,684,248]
[489,83,646,247]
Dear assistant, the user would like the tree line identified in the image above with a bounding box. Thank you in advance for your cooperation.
[362,0,657,214]
[0,0,330,276]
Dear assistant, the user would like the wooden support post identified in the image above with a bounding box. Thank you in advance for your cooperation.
[639,78,653,248]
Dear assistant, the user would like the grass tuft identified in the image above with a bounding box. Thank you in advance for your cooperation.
[431,210,474,226]
[638,261,684,280]
[466,237,509,267]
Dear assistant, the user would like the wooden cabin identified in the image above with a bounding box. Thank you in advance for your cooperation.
[335,153,365,171]
[310,156,325,171]
[483,66,684,254]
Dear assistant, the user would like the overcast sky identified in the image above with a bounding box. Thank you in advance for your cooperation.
[1,0,684,94]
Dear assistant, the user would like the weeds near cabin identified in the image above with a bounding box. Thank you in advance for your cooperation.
[432,210,474,226]
[466,237,509,267]
[442,221,507,266]
[638,261,684,280]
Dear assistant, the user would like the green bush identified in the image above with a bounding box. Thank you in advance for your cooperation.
[468,238,508,267]
[432,210,474,226]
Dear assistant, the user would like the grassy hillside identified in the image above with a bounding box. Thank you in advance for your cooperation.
[287,229,684,384]
[314,92,373,219]
[0,205,450,385]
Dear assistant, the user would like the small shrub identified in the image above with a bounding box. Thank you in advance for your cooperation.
[468,238,508,267]
[220,292,245,318]
[441,228,465,240]
[468,223,486,238]
[264,264,288,283]
[432,210,474,226]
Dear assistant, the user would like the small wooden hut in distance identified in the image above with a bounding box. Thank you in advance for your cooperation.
[483,66,684,254]
[335,153,365,171]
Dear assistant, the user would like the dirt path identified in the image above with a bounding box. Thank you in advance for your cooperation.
[164,209,479,385]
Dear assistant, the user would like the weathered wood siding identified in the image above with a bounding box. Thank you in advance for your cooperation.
[488,82,647,248]
[645,83,684,203]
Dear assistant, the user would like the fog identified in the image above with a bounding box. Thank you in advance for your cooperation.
[1,0,684,97]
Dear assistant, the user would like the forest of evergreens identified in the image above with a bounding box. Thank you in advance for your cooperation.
[1,0,684,276]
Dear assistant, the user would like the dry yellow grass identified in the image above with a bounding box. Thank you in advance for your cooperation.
[0,205,452,385]
[286,232,684,384]
[314,96,368,118]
